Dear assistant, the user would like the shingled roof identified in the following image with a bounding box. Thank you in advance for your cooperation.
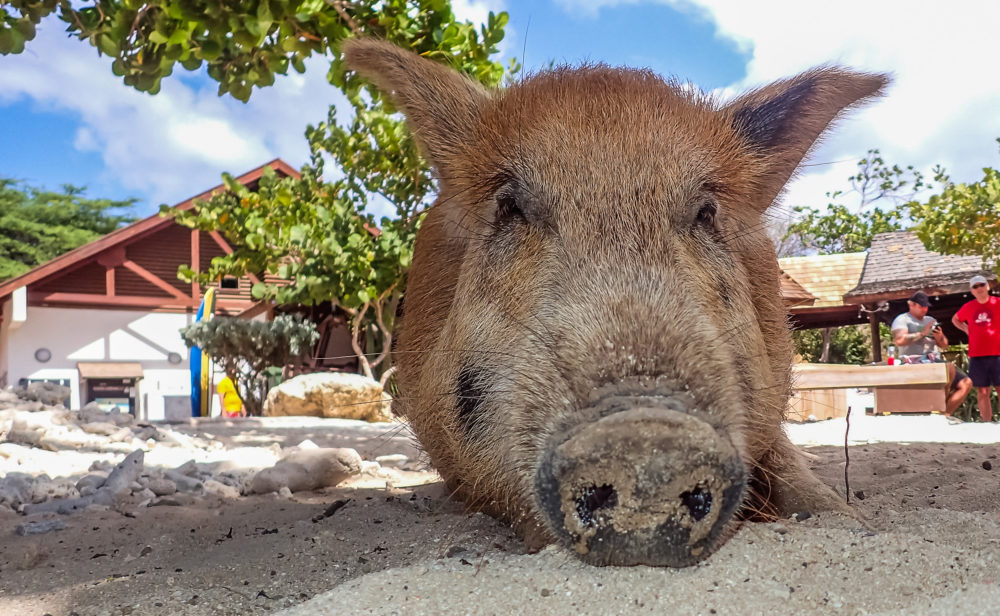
[779,271,815,307]
[779,252,867,308]
[844,230,994,304]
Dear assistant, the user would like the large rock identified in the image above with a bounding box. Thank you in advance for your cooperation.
[18,381,71,407]
[263,373,392,422]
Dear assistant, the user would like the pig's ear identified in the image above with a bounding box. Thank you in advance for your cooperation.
[341,38,490,167]
[727,67,889,209]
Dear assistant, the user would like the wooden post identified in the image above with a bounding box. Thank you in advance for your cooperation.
[190,229,201,303]
[869,309,882,363]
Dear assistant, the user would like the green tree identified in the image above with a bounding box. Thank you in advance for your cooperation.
[912,139,1000,270]
[793,325,873,365]
[170,163,415,381]
[155,3,513,382]
[0,178,136,280]
[784,149,930,254]
[180,315,319,415]
[2,0,511,101]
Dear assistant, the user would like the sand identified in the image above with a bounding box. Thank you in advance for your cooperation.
[3,412,1000,616]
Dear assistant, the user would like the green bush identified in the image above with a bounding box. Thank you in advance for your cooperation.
[793,325,873,365]
[181,315,319,415]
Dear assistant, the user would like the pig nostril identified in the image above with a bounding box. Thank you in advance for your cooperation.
[574,484,618,527]
[680,486,713,521]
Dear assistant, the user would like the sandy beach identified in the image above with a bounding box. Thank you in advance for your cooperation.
[3,410,1000,616]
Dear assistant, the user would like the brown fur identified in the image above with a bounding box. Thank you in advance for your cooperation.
[344,39,887,562]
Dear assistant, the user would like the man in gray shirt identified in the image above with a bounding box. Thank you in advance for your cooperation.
[890,291,972,418]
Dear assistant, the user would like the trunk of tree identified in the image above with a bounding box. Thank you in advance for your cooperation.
[379,365,397,387]
[820,327,832,363]
[236,373,264,416]
[347,303,374,379]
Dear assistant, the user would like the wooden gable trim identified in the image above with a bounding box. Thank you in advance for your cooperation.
[96,247,126,269]
[0,159,300,300]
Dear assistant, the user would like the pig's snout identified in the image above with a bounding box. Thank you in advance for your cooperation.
[535,405,745,567]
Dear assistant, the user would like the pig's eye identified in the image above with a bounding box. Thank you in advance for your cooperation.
[495,189,525,223]
[695,199,718,231]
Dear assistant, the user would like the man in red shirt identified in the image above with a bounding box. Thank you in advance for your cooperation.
[952,275,1000,421]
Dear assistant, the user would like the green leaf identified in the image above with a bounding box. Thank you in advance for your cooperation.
[0,25,26,54]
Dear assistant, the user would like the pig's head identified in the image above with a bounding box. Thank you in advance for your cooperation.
[343,39,886,567]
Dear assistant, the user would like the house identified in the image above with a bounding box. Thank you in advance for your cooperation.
[0,159,298,420]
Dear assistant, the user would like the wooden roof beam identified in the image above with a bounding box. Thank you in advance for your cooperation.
[35,292,197,308]
[121,259,190,301]
[208,230,262,286]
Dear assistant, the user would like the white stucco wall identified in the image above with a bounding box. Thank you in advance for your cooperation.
[5,306,196,420]
[0,298,11,389]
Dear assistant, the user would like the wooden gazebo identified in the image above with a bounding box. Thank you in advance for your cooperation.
[842,231,994,362]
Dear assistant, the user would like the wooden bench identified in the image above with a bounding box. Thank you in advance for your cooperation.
[789,363,948,421]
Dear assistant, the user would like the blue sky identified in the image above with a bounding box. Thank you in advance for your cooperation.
[2,0,999,226]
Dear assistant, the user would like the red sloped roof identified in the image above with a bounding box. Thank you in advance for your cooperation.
[0,158,299,300]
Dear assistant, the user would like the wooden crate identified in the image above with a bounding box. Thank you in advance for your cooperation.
[874,385,946,414]
[788,388,848,422]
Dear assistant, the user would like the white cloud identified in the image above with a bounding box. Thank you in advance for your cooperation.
[453,0,506,26]
[553,0,1000,216]
[0,25,344,210]
[453,0,516,60]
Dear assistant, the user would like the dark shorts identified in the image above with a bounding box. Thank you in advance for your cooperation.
[968,356,1000,388]
[951,366,969,391]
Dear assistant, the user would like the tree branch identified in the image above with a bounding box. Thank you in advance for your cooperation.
[325,0,362,37]
[348,301,373,379]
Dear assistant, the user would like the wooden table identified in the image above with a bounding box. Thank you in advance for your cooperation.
[789,363,948,420]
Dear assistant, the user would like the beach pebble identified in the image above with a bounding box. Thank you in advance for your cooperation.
[144,477,178,496]
[203,479,240,500]
[164,471,203,493]
[76,474,108,495]
[0,474,34,509]
[15,520,67,535]
[375,454,409,468]
[360,460,382,476]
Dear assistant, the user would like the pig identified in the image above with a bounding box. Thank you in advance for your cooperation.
[343,38,887,567]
